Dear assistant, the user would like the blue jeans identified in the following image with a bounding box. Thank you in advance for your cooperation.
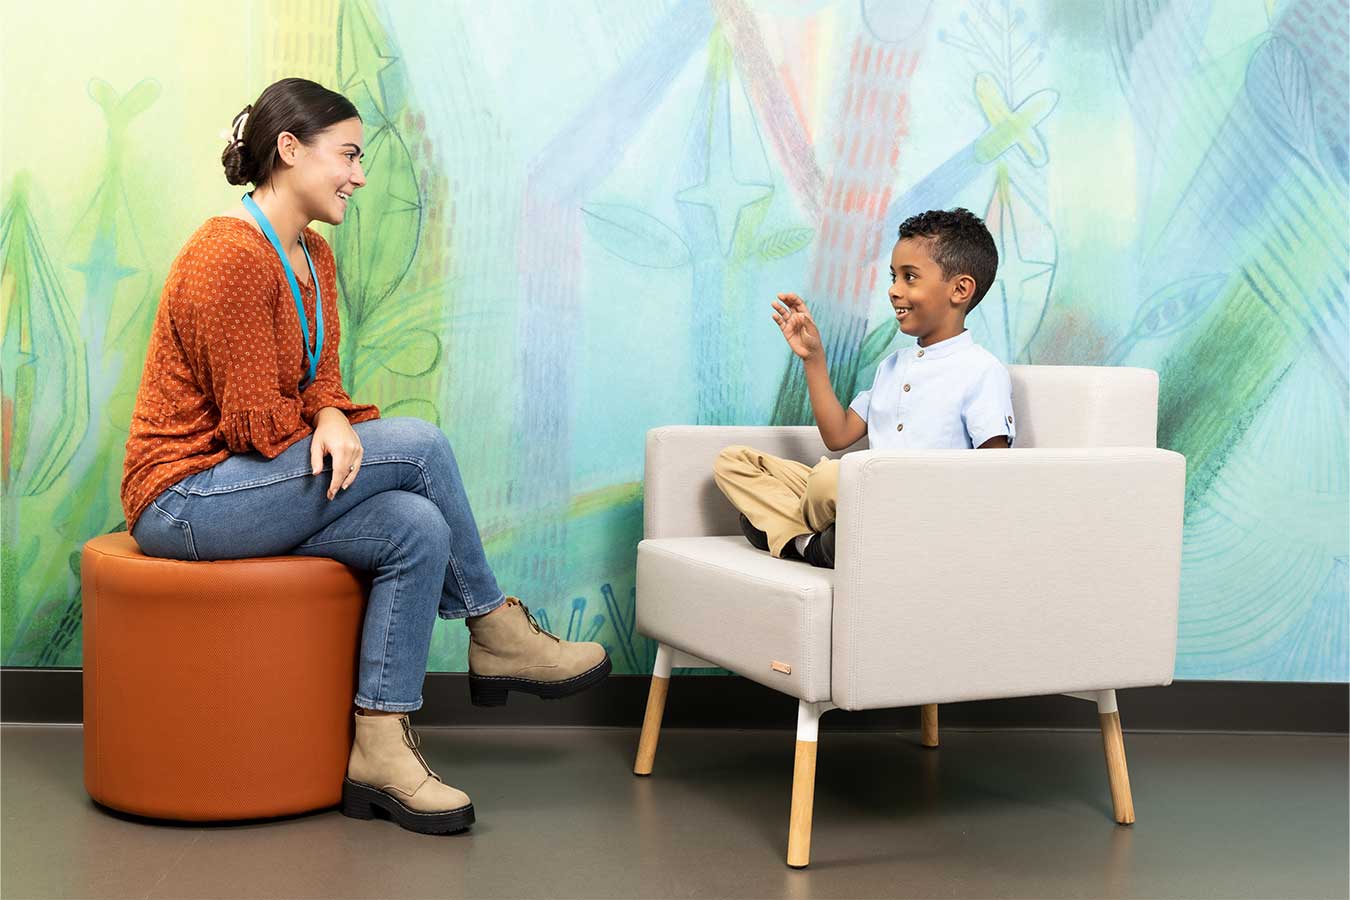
[130,417,506,712]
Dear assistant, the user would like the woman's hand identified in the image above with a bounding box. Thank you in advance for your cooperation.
[311,407,363,500]
[772,293,824,362]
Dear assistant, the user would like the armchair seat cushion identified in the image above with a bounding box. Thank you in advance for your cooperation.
[636,536,833,702]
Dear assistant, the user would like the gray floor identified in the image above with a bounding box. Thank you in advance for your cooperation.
[1,725,1346,900]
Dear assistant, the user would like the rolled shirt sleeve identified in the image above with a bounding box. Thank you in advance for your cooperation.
[962,363,1016,448]
[848,387,872,421]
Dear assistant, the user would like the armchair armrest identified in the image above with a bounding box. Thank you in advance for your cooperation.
[643,426,864,539]
[831,448,1185,710]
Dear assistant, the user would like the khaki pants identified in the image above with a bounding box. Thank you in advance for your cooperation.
[712,445,839,558]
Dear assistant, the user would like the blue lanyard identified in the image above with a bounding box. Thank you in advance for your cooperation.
[241,193,324,390]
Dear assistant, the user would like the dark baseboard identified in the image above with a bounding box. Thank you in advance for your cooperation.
[3,668,1346,733]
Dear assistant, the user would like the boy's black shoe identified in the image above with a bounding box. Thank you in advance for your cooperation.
[738,513,770,552]
[800,524,836,569]
[740,514,834,567]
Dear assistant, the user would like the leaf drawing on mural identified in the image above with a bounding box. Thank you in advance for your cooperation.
[581,204,692,269]
[1107,273,1227,363]
[940,1,1059,363]
[972,165,1055,362]
[0,178,89,498]
[332,0,438,403]
[1245,36,1327,181]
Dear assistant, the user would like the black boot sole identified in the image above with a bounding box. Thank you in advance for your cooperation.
[340,778,475,834]
[468,655,612,707]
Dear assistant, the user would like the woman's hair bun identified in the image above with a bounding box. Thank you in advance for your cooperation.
[221,140,254,186]
[221,104,255,186]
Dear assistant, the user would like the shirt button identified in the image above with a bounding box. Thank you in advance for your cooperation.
[917,350,925,358]
[903,384,911,392]
[1007,415,1013,424]
[896,423,904,431]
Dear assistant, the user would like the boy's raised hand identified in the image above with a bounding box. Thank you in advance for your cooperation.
[772,293,823,361]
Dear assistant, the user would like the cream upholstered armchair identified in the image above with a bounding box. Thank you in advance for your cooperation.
[631,365,1185,868]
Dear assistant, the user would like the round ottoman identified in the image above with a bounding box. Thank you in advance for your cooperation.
[81,533,368,821]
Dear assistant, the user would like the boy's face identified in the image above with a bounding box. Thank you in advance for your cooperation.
[888,237,973,341]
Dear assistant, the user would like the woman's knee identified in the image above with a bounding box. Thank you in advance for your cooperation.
[362,416,455,466]
[379,415,449,449]
[386,491,451,548]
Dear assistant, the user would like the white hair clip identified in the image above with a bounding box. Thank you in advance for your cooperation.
[221,109,250,146]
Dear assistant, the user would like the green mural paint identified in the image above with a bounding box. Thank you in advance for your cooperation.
[0,0,1344,682]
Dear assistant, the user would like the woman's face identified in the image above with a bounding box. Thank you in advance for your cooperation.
[285,117,366,226]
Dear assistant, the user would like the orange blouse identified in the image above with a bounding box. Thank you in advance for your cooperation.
[120,217,380,532]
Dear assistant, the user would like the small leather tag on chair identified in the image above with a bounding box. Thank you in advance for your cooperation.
[770,661,792,675]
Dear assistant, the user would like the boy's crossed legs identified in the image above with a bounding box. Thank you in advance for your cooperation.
[712,445,838,568]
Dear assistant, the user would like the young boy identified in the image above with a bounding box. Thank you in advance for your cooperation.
[714,207,1015,568]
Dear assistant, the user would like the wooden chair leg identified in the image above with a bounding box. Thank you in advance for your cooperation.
[920,703,939,747]
[787,700,831,868]
[633,675,669,776]
[787,740,818,868]
[1099,710,1135,824]
[633,644,674,776]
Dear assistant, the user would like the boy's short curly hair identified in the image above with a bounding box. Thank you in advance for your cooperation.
[897,208,999,311]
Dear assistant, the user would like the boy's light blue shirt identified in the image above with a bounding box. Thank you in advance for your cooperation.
[848,330,1016,450]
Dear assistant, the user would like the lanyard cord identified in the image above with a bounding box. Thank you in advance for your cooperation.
[240,193,324,390]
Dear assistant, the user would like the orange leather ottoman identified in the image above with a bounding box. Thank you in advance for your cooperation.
[81,533,368,821]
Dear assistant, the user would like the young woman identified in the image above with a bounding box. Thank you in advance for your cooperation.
[120,78,610,835]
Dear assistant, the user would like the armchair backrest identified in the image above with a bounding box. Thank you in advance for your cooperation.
[641,366,1163,540]
[1009,365,1158,448]
[643,427,863,539]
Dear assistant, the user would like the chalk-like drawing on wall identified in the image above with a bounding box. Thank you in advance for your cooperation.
[1,0,1345,681]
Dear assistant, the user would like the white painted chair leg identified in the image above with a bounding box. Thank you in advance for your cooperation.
[1065,689,1135,824]
[787,700,834,869]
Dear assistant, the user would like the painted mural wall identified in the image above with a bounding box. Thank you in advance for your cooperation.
[2,0,1346,680]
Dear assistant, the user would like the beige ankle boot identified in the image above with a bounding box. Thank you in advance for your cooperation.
[466,597,611,707]
[342,712,474,834]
